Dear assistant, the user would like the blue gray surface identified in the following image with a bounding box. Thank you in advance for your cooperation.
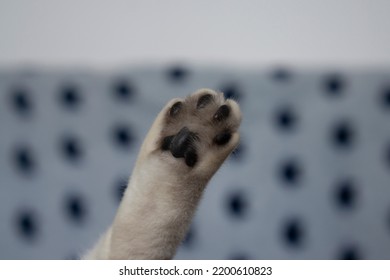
[0,66,389,259]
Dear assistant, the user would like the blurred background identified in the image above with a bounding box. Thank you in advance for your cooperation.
[1,0,390,259]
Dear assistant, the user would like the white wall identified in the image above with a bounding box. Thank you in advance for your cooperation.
[0,0,390,68]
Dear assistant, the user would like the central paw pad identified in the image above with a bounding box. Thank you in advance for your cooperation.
[162,127,199,167]
[159,89,241,168]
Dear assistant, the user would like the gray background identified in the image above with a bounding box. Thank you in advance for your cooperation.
[0,66,389,259]
[1,0,390,67]
[1,0,390,260]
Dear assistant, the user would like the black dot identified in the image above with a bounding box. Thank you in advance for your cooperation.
[323,73,345,96]
[16,210,38,241]
[338,245,362,260]
[380,87,390,109]
[227,191,248,218]
[113,79,135,101]
[270,67,292,82]
[13,146,36,174]
[220,84,242,101]
[10,86,33,116]
[65,193,87,224]
[182,225,195,247]
[274,106,297,131]
[282,218,304,247]
[112,124,134,149]
[114,177,128,203]
[60,136,83,162]
[167,65,189,82]
[59,84,82,109]
[334,179,357,209]
[278,158,302,186]
[331,120,355,148]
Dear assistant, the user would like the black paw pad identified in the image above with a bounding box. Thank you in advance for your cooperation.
[214,105,230,121]
[197,94,214,109]
[164,127,199,167]
[161,135,175,150]
[169,102,182,117]
[214,131,232,145]
[184,148,198,167]
[171,127,193,158]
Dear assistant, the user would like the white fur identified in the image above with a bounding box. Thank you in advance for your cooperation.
[83,89,241,259]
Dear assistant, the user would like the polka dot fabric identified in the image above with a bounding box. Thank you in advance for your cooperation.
[0,66,390,259]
